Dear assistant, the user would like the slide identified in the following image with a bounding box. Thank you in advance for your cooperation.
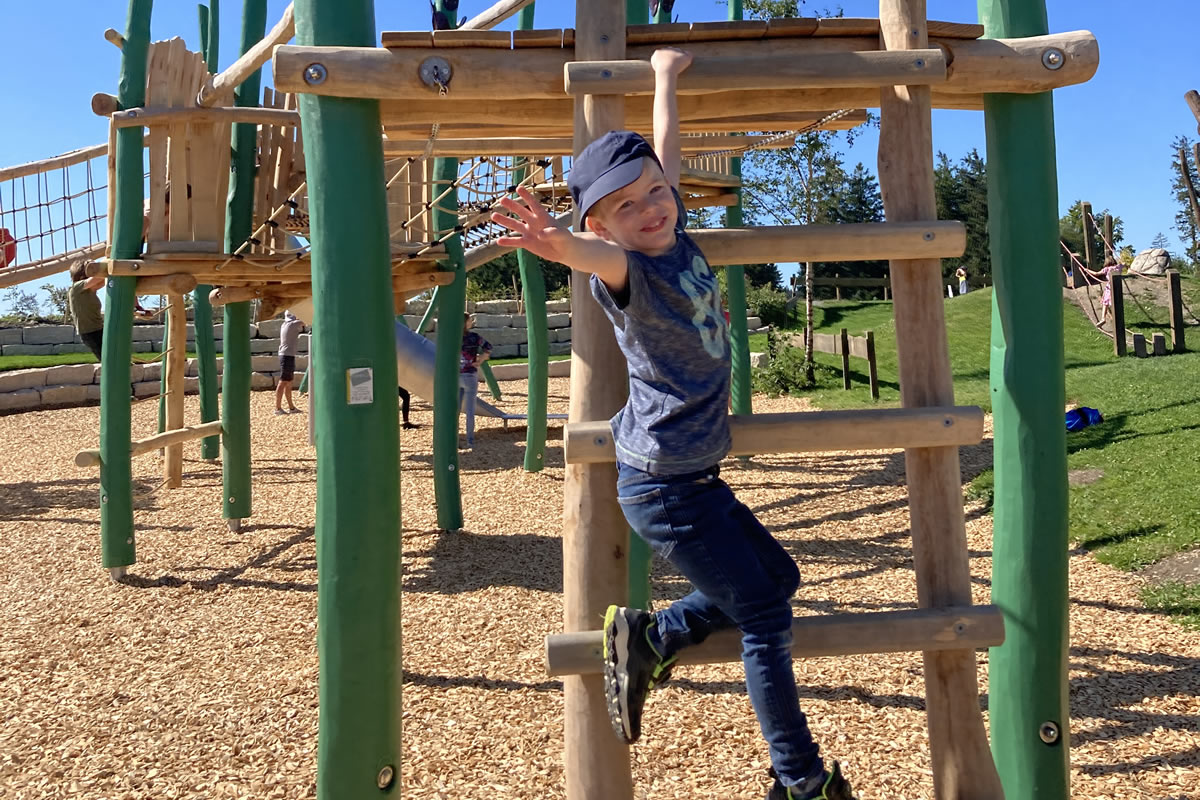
[394,321,513,419]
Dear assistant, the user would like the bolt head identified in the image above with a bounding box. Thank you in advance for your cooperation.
[923,231,935,241]
[377,765,395,789]
[601,69,613,79]
[448,464,456,472]
[1041,48,1065,70]
[303,63,328,85]
[914,59,925,69]
[1039,721,1060,744]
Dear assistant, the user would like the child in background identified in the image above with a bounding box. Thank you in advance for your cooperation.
[492,48,852,800]
[68,262,107,362]
[458,313,491,449]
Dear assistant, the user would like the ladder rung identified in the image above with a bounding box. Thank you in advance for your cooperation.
[545,605,1004,677]
[564,406,983,465]
[692,221,965,266]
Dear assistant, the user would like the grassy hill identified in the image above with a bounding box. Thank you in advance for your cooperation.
[784,285,1200,627]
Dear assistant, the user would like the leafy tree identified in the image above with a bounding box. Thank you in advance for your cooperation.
[933,149,990,284]
[466,250,570,301]
[1171,135,1200,264]
[41,283,70,320]
[1059,201,1124,271]
[2,287,41,321]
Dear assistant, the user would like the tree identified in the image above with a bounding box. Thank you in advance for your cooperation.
[816,162,886,299]
[2,287,41,321]
[1059,201,1124,270]
[1151,232,1171,250]
[933,149,990,284]
[466,250,570,301]
[1171,135,1200,265]
[41,283,70,319]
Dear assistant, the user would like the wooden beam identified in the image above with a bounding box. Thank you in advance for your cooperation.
[135,273,198,295]
[565,49,946,96]
[1187,89,1200,133]
[380,132,804,157]
[877,1,1004,796]
[91,92,120,116]
[75,421,224,468]
[682,192,739,209]
[104,28,125,49]
[198,2,294,107]
[112,105,300,129]
[546,606,1005,677]
[0,142,110,183]
[564,406,983,464]
[0,244,107,290]
[164,294,187,488]
[459,0,535,31]
[275,31,1096,102]
[691,221,965,265]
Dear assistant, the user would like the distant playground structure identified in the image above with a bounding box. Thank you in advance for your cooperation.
[0,0,1116,797]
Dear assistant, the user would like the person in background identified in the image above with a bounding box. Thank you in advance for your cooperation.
[68,262,107,362]
[458,313,492,449]
[398,386,417,429]
[1098,257,1124,327]
[955,266,968,296]
[275,311,304,415]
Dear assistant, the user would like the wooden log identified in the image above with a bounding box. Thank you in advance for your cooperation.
[164,293,188,488]
[839,327,851,389]
[91,92,121,117]
[546,605,1005,677]
[681,192,739,209]
[460,0,535,31]
[563,3,633,799]
[865,330,879,400]
[278,30,1094,101]
[104,28,125,49]
[198,2,294,107]
[0,142,110,183]
[1185,89,1200,133]
[112,105,300,128]
[209,285,262,306]
[135,272,198,295]
[1152,332,1167,356]
[564,406,984,464]
[877,1,1003,796]
[75,420,224,468]
[1132,332,1147,358]
[1168,270,1186,353]
[1081,200,1097,272]
[566,49,946,96]
[0,244,107,290]
[1111,273,1125,357]
[690,221,965,265]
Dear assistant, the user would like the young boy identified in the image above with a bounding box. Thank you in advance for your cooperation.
[68,262,107,362]
[492,49,853,800]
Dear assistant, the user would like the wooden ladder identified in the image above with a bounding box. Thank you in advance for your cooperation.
[554,1,1006,798]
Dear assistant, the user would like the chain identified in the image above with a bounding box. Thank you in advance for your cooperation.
[422,77,450,162]
[691,109,856,160]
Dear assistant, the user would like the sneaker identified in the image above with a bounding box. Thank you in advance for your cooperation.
[402,422,419,430]
[602,605,675,744]
[274,409,287,416]
[766,763,855,800]
[288,407,303,414]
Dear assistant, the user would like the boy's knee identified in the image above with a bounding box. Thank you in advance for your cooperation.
[738,596,795,639]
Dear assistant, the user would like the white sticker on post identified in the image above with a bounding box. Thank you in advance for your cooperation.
[346,367,374,405]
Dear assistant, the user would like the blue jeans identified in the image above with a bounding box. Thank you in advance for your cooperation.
[616,462,823,789]
[457,372,478,445]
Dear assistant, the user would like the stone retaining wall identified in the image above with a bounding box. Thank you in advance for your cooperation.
[0,321,310,357]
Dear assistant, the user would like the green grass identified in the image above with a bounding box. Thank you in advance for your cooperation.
[772,282,1200,626]
[1140,582,1200,631]
[0,351,195,371]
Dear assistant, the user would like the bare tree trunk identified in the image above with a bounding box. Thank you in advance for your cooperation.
[1180,145,1200,235]
[803,261,815,383]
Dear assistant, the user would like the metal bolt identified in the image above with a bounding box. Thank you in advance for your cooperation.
[914,58,925,69]
[304,63,328,85]
[376,765,395,789]
[126,537,133,545]
[953,621,966,634]
[1041,48,1064,70]
[101,494,108,504]
[600,34,610,43]
[594,436,607,446]
[601,69,613,79]
[1039,721,1060,744]
[944,417,954,427]
[228,496,236,504]
[923,231,935,241]
[536,453,543,460]
[448,464,456,472]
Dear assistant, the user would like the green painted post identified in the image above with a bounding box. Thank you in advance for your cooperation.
[480,361,501,400]
[221,0,267,525]
[978,1,1070,798]
[195,0,221,460]
[99,0,153,572]
[431,0,465,531]
[626,0,648,24]
[515,4,549,475]
[294,0,401,795]
[416,286,438,335]
[725,0,751,418]
[652,0,671,24]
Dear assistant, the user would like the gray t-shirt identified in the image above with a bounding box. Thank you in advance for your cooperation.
[278,316,303,356]
[591,193,731,475]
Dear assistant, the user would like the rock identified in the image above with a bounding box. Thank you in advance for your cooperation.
[132,380,161,398]
[545,299,571,313]
[471,313,511,329]
[251,372,276,390]
[546,313,571,329]
[184,377,200,393]
[132,341,154,353]
[22,325,76,345]
[509,315,527,328]
[553,326,573,343]
[0,369,47,392]
[185,357,224,377]
[475,327,526,347]
[0,388,40,412]
[131,324,165,342]
[746,316,762,329]
[256,318,285,339]
[212,323,224,340]
[549,341,572,356]
[475,299,520,314]
[250,338,280,354]
[750,351,770,368]
[1129,248,1170,275]
[296,333,310,353]
[84,384,102,401]
[40,384,89,406]
[0,328,23,345]
[402,315,425,331]
[490,344,520,358]
[42,364,98,386]
[52,343,92,355]
[2,344,55,356]
[141,363,162,382]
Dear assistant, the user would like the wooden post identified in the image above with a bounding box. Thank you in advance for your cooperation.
[164,293,187,488]
[563,2,634,799]
[295,0,401,796]
[1110,272,1125,357]
[1152,332,1167,356]
[878,1,1004,797]
[839,327,851,390]
[1080,200,1096,273]
[865,330,880,400]
[835,274,842,300]
[1102,213,1114,261]
[1168,270,1186,353]
[1132,332,1147,358]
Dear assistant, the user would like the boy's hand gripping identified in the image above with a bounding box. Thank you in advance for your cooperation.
[491,188,576,264]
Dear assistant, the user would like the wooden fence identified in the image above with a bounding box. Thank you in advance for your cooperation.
[790,328,879,399]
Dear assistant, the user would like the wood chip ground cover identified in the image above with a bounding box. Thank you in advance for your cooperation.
[0,380,1196,799]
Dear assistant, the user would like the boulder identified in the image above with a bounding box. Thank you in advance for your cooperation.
[1129,248,1170,275]
[132,341,154,353]
[509,315,527,328]
[40,384,89,406]
[546,312,571,329]
[84,384,102,401]
[545,299,571,313]
[131,324,165,342]
[185,357,224,377]
[549,341,572,356]
[553,326,573,343]
[471,313,511,329]
[750,351,770,368]
[402,315,426,331]
[132,380,161,398]
[42,364,98,386]
[475,327,526,346]
[2,344,55,356]
[250,338,280,354]
[475,299,520,314]
[296,334,310,353]
[256,318,285,339]
[250,372,276,390]
[22,325,76,345]
[0,368,47,393]
[51,343,92,355]
[0,328,23,345]
[141,363,162,382]
[490,344,521,358]
[745,316,763,329]
[0,388,40,412]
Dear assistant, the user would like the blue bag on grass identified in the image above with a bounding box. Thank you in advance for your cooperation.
[1065,406,1103,432]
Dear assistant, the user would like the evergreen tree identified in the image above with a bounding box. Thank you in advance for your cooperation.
[933,149,990,284]
[1151,231,1171,250]
[1059,201,1125,270]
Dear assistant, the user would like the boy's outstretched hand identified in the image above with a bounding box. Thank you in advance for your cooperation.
[650,47,692,76]
[491,187,575,264]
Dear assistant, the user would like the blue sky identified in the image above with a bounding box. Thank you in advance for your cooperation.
[2,0,1197,292]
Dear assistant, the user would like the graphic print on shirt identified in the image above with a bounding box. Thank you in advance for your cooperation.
[678,254,728,359]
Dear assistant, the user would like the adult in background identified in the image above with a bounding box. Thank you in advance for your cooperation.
[955,265,968,296]
[275,310,304,415]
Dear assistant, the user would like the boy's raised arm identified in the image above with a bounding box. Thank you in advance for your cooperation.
[650,48,693,190]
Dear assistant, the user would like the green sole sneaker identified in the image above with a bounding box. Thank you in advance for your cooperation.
[602,605,673,744]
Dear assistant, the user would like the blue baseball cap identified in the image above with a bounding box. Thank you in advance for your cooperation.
[568,131,663,226]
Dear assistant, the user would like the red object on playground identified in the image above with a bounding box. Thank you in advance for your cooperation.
[0,228,15,269]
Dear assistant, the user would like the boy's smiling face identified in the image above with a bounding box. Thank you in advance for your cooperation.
[585,158,678,257]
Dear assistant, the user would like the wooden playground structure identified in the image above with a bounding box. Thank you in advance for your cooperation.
[0,0,1103,797]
